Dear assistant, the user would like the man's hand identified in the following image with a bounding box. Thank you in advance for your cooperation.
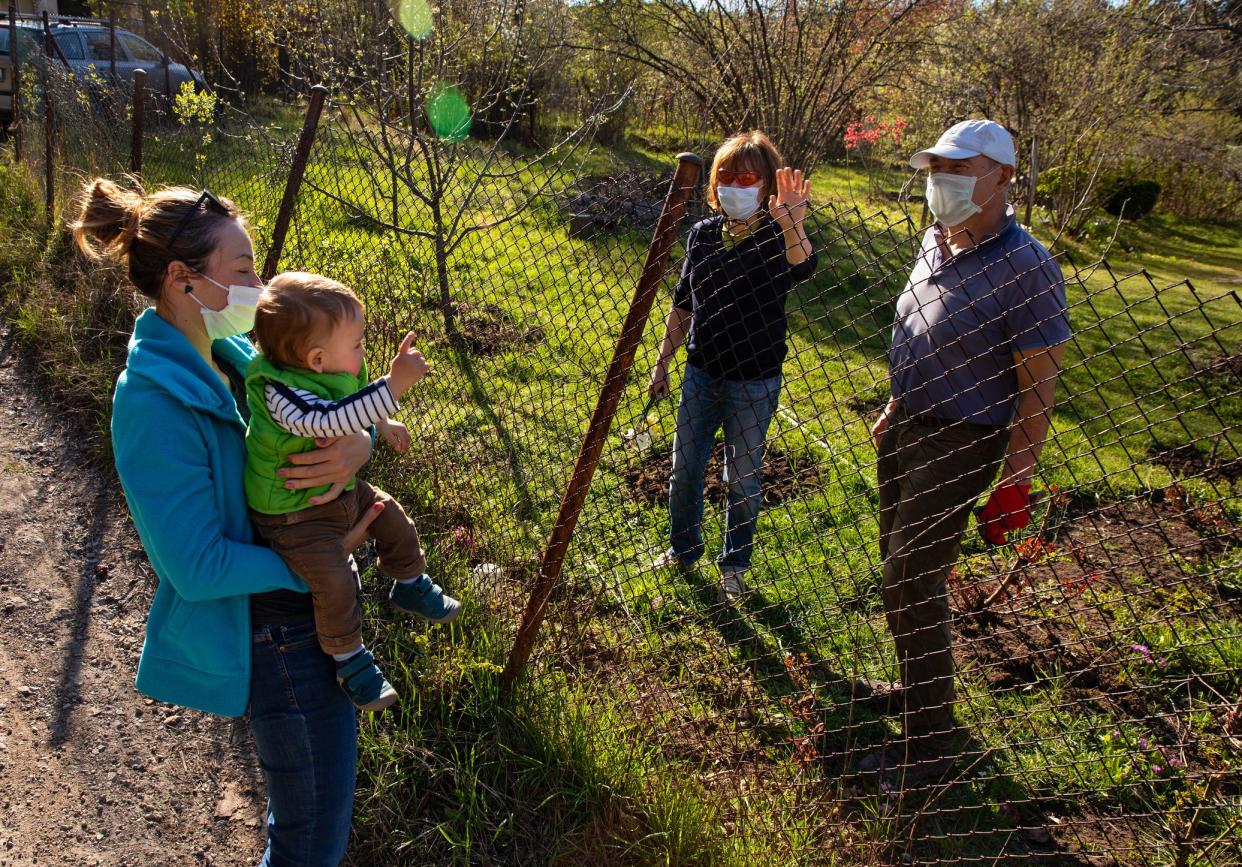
[280,431,372,506]
[381,418,411,454]
[871,400,898,450]
[648,360,670,400]
[978,482,1032,545]
[388,331,430,397]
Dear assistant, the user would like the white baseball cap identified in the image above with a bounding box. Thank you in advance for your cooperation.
[908,119,1016,170]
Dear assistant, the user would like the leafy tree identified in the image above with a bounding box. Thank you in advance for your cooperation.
[578,0,945,173]
[892,0,1165,234]
[289,0,613,336]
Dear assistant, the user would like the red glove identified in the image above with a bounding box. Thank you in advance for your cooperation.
[978,483,1031,546]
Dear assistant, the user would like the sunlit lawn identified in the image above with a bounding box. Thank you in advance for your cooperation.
[126,119,1242,864]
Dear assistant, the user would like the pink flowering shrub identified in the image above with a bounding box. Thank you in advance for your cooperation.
[843,115,909,152]
[843,114,910,201]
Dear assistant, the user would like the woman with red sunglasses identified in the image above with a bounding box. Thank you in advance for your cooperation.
[647,130,816,602]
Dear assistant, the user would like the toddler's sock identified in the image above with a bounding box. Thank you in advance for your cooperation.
[395,573,424,585]
[332,647,364,663]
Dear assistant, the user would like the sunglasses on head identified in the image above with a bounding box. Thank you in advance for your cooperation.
[168,189,230,248]
[716,168,763,187]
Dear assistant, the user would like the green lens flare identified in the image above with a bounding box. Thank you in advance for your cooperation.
[426,84,472,143]
[392,0,433,39]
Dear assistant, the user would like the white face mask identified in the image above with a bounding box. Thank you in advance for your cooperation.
[925,167,1001,228]
[188,275,263,340]
[717,184,762,221]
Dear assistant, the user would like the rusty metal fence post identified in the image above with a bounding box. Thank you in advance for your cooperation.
[41,11,68,70]
[500,152,703,694]
[40,10,53,224]
[262,84,327,282]
[130,68,143,175]
[6,5,20,163]
[108,9,117,83]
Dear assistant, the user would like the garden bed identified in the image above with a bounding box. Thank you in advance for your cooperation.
[623,443,821,507]
[951,492,1240,796]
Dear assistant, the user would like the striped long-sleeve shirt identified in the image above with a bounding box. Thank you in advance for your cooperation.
[264,376,399,439]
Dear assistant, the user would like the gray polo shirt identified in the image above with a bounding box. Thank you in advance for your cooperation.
[889,207,1070,426]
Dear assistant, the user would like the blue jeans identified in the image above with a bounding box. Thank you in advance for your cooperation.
[250,619,358,866]
[669,363,782,571]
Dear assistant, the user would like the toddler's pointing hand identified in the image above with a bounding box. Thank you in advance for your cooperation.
[388,331,430,396]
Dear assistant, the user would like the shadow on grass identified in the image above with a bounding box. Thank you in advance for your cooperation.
[675,557,1087,863]
[679,565,894,755]
[452,342,539,523]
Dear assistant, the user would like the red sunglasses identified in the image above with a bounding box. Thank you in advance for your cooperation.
[716,168,763,187]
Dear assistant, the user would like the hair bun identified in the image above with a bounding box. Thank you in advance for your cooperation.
[70,177,145,263]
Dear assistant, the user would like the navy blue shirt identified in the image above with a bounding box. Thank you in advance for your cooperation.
[673,215,818,381]
[889,208,1071,426]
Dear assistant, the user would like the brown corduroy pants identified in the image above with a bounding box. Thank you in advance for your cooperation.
[252,480,426,656]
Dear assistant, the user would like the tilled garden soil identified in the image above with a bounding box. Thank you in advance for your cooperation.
[623,442,820,507]
[953,492,1240,761]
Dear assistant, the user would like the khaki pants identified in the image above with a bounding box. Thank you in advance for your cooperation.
[252,480,427,656]
[876,404,1007,749]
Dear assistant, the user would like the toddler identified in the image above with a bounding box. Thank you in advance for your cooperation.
[245,271,460,711]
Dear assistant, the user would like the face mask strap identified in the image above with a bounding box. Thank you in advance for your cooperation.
[958,164,1003,206]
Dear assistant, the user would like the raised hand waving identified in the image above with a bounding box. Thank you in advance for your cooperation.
[768,167,810,230]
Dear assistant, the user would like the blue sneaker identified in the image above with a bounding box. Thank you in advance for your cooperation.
[390,574,462,623]
[335,649,398,712]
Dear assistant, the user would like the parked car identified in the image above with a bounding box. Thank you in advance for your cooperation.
[1,18,205,125]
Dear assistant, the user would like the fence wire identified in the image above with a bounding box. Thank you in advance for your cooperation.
[5,23,1239,866]
[532,196,1241,863]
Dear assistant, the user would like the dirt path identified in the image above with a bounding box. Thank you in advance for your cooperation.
[0,328,267,866]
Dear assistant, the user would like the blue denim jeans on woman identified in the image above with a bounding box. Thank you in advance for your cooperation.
[669,363,782,571]
[250,619,358,866]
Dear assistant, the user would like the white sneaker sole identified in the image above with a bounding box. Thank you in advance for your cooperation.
[418,602,463,625]
[718,573,747,603]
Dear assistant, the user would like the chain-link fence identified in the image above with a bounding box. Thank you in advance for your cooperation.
[3,9,1239,864]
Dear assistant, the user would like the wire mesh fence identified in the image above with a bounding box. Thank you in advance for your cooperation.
[2,13,1239,864]
[528,197,1242,862]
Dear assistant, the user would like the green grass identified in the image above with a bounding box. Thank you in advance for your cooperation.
[2,117,1240,864]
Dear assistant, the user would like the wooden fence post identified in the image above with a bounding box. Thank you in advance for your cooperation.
[41,11,68,69]
[162,50,171,106]
[108,9,117,82]
[261,85,327,281]
[500,152,704,694]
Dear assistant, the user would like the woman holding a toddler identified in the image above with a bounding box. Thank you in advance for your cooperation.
[74,179,376,865]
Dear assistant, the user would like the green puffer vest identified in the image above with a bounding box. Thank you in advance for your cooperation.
[243,354,367,515]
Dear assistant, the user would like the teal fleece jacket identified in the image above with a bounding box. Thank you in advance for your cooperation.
[111,308,308,717]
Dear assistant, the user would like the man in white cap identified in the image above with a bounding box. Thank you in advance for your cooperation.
[858,119,1071,782]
